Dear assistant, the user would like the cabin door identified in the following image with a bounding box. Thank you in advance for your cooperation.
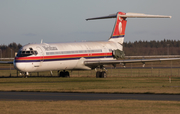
[35,46,44,67]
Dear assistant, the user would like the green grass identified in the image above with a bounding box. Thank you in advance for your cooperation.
[0,64,180,94]
[0,68,180,77]
[0,77,180,94]
[1,100,180,114]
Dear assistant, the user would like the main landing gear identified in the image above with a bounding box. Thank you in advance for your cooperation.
[95,66,107,78]
[58,70,70,77]
[96,71,107,78]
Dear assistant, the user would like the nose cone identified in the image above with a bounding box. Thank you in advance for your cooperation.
[14,60,26,72]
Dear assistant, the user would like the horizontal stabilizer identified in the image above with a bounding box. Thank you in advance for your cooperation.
[86,12,171,20]
[86,14,117,20]
[123,12,171,18]
[86,11,171,44]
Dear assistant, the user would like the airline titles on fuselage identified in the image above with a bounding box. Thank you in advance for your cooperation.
[42,46,58,51]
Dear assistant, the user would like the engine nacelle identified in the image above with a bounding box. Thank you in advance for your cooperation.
[112,49,125,59]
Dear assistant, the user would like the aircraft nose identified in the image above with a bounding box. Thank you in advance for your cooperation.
[14,60,26,72]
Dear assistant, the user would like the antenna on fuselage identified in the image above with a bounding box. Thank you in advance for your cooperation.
[41,39,43,44]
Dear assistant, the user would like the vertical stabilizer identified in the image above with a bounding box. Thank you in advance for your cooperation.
[86,12,171,44]
[109,12,127,44]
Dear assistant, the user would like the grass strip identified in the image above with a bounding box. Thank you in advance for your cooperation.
[0,100,180,114]
[0,77,180,94]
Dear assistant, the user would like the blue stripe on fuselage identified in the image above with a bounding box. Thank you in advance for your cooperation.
[15,56,113,63]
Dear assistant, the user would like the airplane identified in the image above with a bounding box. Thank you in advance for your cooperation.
[1,11,180,78]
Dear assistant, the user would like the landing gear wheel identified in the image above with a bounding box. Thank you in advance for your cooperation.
[96,71,107,78]
[96,71,101,78]
[59,71,70,77]
[65,71,70,78]
[101,71,107,78]
[59,71,63,77]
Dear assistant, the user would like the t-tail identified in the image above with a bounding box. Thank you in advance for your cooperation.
[86,12,171,44]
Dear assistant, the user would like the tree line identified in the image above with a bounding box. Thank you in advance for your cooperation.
[123,39,180,55]
[0,40,180,57]
[0,42,22,58]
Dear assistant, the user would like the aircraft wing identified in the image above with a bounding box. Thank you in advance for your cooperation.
[84,58,180,67]
[0,61,13,64]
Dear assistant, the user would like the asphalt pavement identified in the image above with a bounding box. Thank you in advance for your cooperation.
[0,92,180,101]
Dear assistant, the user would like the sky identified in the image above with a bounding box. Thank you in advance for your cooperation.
[0,0,179,45]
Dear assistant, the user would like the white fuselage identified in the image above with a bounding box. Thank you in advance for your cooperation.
[14,41,122,72]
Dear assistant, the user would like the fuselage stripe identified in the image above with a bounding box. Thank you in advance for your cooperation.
[15,52,113,62]
[111,35,124,38]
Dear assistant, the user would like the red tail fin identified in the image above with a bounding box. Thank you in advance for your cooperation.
[86,11,171,44]
[110,12,127,38]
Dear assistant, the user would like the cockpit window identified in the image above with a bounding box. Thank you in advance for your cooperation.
[17,50,38,57]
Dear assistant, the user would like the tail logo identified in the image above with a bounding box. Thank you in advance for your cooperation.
[111,12,127,38]
[118,21,122,35]
[86,11,171,44]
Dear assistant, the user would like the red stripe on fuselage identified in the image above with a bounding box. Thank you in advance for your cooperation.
[15,52,113,60]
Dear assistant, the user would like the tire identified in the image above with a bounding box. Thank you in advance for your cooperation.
[65,71,70,78]
[96,71,101,78]
[101,71,107,78]
[59,71,63,77]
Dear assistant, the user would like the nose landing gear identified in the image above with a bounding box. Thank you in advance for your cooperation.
[20,72,29,78]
